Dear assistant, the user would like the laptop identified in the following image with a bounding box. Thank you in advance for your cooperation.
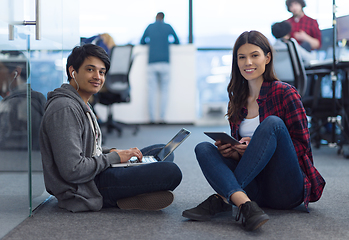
[111,128,191,167]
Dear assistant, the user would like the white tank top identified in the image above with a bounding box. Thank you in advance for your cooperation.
[239,115,260,138]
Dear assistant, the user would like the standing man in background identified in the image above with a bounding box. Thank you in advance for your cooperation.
[141,12,180,124]
[286,0,321,51]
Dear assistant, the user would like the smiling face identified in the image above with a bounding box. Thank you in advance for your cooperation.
[237,43,271,83]
[69,56,106,103]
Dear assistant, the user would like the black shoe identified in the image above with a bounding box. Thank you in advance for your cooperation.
[182,194,232,221]
[235,201,269,231]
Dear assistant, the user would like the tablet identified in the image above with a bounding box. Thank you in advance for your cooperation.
[204,132,242,145]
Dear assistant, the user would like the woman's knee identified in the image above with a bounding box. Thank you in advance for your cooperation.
[194,141,217,164]
[258,116,286,134]
[194,141,216,156]
[262,115,283,126]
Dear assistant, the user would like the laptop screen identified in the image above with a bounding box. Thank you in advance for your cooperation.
[156,128,191,161]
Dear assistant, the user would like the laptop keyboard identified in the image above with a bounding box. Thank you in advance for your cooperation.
[142,156,157,163]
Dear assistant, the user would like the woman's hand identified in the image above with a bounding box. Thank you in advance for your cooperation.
[231,137,251,156]
[110,147,143,163]
[215,140,236,159]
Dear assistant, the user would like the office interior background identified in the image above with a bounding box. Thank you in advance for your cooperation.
[1,0,349,238]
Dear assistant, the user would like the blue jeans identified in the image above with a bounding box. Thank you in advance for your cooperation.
[195,116,304,210]
[94,144,182,208]
[147,62,170,122]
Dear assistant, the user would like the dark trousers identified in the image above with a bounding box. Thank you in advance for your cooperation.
[94,144,182,207]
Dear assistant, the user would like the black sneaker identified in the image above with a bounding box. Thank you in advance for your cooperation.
[117,191,174,211]
[182,194,232,221]
[235,201,269,231]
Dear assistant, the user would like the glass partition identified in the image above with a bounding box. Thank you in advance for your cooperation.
[0,21,32,237]
[0,0,79,238]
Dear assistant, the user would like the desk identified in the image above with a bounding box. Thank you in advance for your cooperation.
[307,58,349,70]
[306,58,349,100]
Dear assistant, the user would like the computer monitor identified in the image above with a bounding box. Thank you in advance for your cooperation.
[337,15,349,41]
[319,28,334,51]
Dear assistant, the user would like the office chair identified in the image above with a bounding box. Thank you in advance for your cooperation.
[97,45,139,137]
[274,38,339,148]
[285,39,341,148]
[273,38,307,97]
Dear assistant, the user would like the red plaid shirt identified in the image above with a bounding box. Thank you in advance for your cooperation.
[229,81,325,210]
[287,14,322,49]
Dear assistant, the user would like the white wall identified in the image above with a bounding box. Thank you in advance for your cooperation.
[95,44,197,124]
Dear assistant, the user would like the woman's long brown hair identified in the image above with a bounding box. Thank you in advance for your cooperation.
[226,31,279,124]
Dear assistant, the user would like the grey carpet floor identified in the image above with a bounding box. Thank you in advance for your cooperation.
[3,125,349,240]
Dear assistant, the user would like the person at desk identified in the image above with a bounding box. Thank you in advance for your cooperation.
[39,44,182,212]
[271,20,316,67]
[286,0,321,51]
[82,33,116,55]
[182,31,325,231]
[140,12,180,124]
[0,50,46,150]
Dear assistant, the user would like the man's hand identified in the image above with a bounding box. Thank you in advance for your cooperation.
[294,30,309,42]
[294,30,320,50]
[110,147,143,163]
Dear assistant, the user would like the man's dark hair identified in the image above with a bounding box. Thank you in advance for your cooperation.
[0,50,29,80]
[271,21,292,39]
[286,0,306,12]
[66,43,110,82]
[156,12,164,21]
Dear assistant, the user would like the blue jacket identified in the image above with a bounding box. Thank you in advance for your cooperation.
[140,20,179,63]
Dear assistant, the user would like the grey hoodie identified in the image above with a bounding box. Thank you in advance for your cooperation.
[39,84,120,212]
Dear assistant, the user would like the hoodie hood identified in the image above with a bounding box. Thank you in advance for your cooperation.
[46,83,89,113]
